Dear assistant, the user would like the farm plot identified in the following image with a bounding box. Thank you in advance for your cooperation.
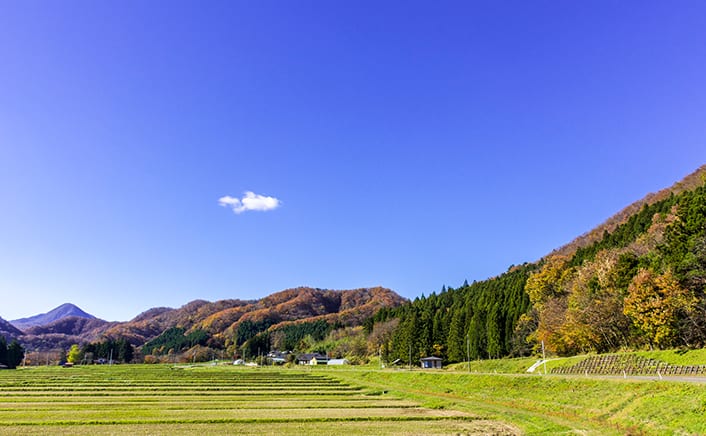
[0,365,507,435]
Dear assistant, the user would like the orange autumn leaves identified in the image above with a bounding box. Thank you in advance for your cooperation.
[624,269,697,348]
[526,251,697,355]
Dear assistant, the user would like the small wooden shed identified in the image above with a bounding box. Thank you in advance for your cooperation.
[420,356,443,369]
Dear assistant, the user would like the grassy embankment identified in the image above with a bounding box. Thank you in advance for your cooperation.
[442,348,706,374]
[330,350,706,435]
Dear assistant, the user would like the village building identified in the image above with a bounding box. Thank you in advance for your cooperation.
[420,356,442,369]
[296,353,329,365]
[267,350,290,365]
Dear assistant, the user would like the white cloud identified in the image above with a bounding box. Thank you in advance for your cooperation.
[218,191,281,214]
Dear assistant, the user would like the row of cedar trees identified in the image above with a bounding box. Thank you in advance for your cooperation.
[0,337,25,368]
[66,338,135,364]
[367,266,534,363]
[370,177,706,361]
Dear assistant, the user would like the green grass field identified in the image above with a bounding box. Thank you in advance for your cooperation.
[0,365,511,435]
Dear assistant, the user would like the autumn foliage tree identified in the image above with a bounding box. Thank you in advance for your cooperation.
[525,255,571,308]
[67,344,83,364]
[525,255,573,354]
[623,269,697,348]
[559,250,633,354]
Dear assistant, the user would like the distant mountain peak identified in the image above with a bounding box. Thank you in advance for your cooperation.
[53,303,93,316]
[10,303,96,331]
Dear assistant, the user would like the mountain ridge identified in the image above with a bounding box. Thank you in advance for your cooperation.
[10,287,407,352]
[0,317,23,341]
[551,164,706,259]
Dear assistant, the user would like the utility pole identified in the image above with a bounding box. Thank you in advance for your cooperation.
[541,340,547,375]
[466,332,470,373]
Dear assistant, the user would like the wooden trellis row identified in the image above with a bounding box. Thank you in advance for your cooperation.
[551,354,706,376]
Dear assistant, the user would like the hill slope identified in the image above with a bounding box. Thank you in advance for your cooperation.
[377,164,706,362]
[0,317,23,341]
[552,164,706,258]
[19,317,115,352]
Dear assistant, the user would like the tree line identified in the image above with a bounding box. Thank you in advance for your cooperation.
[0,336,25,369]
[238,319,339,358]
[368,265,534,364]
[82,338,135,363]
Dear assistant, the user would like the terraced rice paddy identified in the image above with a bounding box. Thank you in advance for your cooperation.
[0,365,503,435]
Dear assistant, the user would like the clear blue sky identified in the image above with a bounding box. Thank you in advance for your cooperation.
[1,1,705,321]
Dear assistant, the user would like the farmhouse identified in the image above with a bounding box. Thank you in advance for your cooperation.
[420,356,442,369]
[297,353,329,365]
[267,350,290,365]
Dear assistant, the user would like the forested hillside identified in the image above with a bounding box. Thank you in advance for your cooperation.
[529,171,706,355]
[372,265,535,364]
[20,317,113,352]
[372,166,706,362]
[8,287,406,361]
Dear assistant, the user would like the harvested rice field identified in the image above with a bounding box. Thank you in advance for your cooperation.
[0,365,512,435]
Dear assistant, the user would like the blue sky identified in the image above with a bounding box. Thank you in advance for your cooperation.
[1,1,705,321]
